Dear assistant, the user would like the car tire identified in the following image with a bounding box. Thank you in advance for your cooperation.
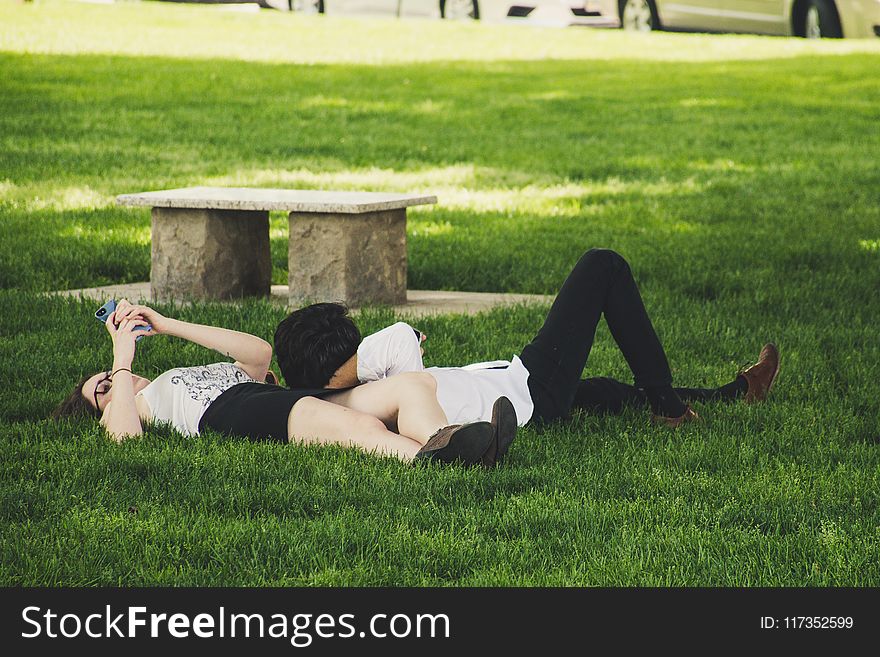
[439,0,480,20]
[618,0,660,32]
[799,0,842,38]
[289,0,325,13]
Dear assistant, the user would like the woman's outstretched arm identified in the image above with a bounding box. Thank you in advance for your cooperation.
[112,299,273,382]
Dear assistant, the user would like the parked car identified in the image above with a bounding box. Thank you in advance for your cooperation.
[613,0,880,38]
[291,0,608,20]
[289,0,482,19]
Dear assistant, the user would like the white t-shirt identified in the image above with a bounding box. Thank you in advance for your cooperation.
[356,322,534,426]
[137,362,256,436]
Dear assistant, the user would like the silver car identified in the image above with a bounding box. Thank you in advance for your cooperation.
[615,0,880,37]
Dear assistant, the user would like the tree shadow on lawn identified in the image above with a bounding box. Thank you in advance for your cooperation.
[2,50,879,186]
[6,181,879,317]
[2,50,879,292]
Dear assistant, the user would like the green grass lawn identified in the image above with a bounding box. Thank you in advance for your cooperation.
[1,0,879,586]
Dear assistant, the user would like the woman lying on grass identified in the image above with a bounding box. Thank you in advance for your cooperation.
[52,299,513,468]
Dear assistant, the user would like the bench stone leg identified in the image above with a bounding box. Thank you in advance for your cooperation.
[288,209,407,306]
[151,207,271,302]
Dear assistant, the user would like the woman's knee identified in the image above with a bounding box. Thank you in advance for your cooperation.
[393,371,437,395]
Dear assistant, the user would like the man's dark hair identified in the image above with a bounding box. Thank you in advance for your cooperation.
[274,303,361,389]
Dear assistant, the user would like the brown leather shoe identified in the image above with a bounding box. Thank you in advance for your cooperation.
[651,405,699,428]
[485,396,517,468]
[415,421,494,467]
[739,343,780,404]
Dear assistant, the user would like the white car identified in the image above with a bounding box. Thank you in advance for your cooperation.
[288,0,483,20]
[288,0,616,21]
[614,0,880,38]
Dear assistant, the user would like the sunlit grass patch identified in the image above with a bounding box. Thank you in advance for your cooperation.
[202,164,704,214]
[201,164,480,191]
[0,181,115,211]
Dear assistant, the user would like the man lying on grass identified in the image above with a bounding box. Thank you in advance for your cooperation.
[52,299,515,467]
[275,249,781,440]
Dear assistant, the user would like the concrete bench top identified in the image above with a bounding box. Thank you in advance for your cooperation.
[116,186,438,214]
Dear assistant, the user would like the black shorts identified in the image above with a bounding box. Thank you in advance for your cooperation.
[199,382,340,443]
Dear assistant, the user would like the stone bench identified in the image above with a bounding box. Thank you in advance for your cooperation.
[116,187,437,306]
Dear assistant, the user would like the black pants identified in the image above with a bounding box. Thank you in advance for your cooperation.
[199,382,339,443]
[572,376,734,416]
[520,248,700,423]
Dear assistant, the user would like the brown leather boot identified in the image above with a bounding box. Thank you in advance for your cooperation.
[651,405,699,428]
[485,396,517,468]
[415,421,494,467]
[739,343,780,403]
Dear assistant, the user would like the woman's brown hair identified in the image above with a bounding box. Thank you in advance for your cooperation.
[51,375,101,420]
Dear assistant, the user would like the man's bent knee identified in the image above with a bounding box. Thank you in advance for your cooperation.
[581,248,629,275]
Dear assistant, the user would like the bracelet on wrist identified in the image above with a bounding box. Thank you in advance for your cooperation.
[111,368,133,379]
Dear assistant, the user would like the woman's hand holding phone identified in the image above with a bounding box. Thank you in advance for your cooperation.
[103,310,151,369]
[95,299,164,366]
[95,299,155,340]
[111,299,167,335]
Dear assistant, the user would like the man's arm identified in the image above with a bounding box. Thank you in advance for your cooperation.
[324,322,425,389]
[357,322,425,383]
[326,353,359,388]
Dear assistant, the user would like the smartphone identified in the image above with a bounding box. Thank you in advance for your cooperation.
[95,299,151,340]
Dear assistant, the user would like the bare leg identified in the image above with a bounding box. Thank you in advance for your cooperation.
[287,396,423,461]
[322,372,448,446]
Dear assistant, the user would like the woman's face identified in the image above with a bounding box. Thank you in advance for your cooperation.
[81,371,152,413]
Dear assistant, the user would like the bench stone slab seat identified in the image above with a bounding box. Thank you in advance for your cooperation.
[117,187,437,305]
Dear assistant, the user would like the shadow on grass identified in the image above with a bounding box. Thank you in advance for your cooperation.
[2,51,879,292]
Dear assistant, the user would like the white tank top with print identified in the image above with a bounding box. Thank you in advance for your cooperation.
[137,362,256,436]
